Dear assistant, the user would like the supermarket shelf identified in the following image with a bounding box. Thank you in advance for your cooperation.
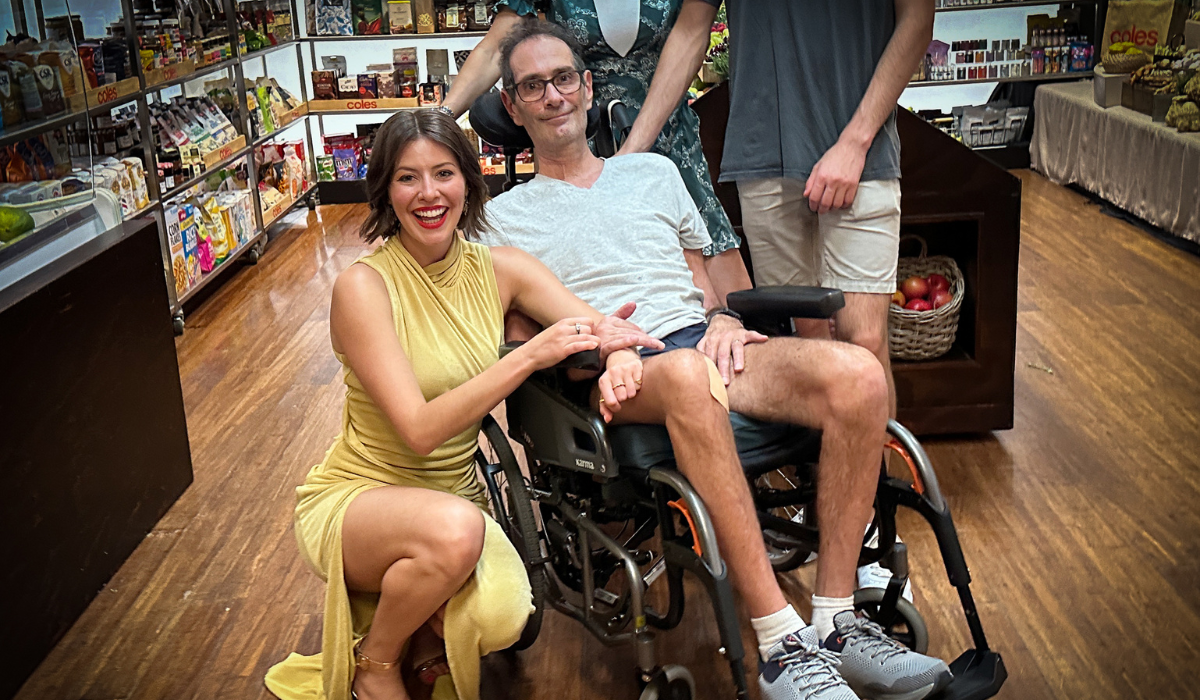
[262,183,318,229]
[146,56,240,93]
[0,108,91,150]
[303,31,488,41]
[240,39,300,62]
[160,143,253,202]
[177,229,267,306]
[251,110,312,147]
[128,199,160,220]
[935,0,1099,11]
[908,70,1088,88]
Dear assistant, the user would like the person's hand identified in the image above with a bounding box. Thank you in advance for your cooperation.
[596,348,643,422]
[697,314,768,385]
[518,317,601,371]
[594,302,665,360]
[804,138,869,214]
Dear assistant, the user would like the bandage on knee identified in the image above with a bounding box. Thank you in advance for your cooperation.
[703,357,730,411]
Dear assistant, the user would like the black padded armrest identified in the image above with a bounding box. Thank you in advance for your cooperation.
[500,342,602,371]
[727,286,846,321]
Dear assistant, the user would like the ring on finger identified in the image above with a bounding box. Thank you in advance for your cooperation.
[635,379,642,386]
[575,323,582,335]
[613,382,625,389]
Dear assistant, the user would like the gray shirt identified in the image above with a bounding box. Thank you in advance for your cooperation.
[718,0,901,184]
[478,153,710,339]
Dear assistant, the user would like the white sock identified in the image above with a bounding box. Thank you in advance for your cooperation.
[811,595,855,641]
[750,604,806,661]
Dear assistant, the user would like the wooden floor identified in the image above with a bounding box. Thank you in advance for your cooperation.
[16,171,1200,700]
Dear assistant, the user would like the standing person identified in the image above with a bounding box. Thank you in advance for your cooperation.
[263,110,659,700]
[719,0,935,418]
[443,0,753,304]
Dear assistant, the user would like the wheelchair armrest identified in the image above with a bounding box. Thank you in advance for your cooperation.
[500,342,602,372]
[727,286,846,322]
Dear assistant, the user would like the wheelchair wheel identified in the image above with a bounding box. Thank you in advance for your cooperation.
[638,664,695,700]
[853,587,929,654]
[755,466,816,572]
[480,416,547,651]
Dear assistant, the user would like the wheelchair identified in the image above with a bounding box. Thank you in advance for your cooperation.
[467,90,1007,700]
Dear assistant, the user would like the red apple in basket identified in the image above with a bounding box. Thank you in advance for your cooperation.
[930,289,953,309]
[927,273,950,293]
[892,290,906,306]
[900,275,929,301]
[905,298,933,311]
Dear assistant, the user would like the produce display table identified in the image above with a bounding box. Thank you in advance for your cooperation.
[1030,81,1200,244]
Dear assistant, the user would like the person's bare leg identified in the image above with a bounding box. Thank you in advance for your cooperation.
[600,349,785,618]
[835,291,896,418]
[725,338,887,599]
[342,487,486,700]
[705,248,754,306]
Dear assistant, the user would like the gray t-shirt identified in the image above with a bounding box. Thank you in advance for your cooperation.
[718,0,901,184]
[478,153,710,339]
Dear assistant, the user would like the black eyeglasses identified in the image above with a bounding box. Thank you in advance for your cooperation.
[509,70,584,103]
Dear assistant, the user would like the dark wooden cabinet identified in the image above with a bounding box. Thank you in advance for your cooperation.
[0,217,193,699]
[692,83,1020,435]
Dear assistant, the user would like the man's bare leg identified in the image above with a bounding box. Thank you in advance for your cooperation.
[834,292,895,418]
[599,349,785,619]
[725,337,887,600]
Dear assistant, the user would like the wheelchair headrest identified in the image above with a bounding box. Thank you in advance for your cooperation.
[468,90,603,153]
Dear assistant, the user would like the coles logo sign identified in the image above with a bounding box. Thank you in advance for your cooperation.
[95,85,120,103]
[345,100,378,109]
[1111,25,1159,46]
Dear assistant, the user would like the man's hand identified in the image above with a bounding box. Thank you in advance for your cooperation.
[597,348,643,422]
[697,314,768,385]
[804,138,869,214]
[595,302,665,360]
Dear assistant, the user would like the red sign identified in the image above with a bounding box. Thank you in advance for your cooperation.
[344,100,378,110]
[95,85,119,104]
[162,65,182,80]
[1110,25,1160,47]
[217,145,234,159]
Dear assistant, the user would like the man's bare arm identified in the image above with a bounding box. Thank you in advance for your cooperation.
[684,248,719,313]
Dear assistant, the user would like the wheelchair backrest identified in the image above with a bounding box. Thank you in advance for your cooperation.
[505,377,621,479]
[467,91,631,158]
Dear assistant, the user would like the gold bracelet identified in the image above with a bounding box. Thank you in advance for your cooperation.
[353,637,400,672]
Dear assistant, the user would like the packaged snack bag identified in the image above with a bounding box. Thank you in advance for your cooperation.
[316,154,336,181]
[389,0,413,34]
[165,204,189,295]
[351,0,384,34]
[316,0,353,37]
[5,60,44,121]
[332,146,357,180]
[312,70,338,99]
[32,64,66,117]
[203,195,237,254]
[180,204,202,284]
[122,157,150,209]
[0,69,25,128]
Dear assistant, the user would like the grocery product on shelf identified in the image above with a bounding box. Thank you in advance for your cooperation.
[312,0,490,36]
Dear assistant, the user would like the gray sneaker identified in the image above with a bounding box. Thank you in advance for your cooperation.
[824,611,952,700]
[759,626,860,700]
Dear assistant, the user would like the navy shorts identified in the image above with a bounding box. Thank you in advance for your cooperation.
[641,322,708,358]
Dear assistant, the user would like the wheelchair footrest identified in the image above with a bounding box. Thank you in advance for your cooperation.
[934,649,1006,700]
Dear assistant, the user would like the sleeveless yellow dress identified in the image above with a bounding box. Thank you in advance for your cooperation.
[264,235,533,700]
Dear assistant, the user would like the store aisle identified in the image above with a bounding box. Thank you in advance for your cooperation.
[14,171,1200,700]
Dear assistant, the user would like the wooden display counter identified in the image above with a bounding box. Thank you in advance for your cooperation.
[693,83,1020,435]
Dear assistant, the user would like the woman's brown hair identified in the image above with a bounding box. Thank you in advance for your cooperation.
[360,109,490,243]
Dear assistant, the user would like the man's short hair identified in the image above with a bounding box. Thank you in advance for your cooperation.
[498,18,587,94]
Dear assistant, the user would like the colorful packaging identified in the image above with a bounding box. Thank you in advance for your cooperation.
[180,204,202,285]
[413,0,435,33]
[389,0,413,33]
[351,0,384,34]
[312,70,338,99]
[32,64,66,117]
[316,154,336,181]
[338,76,358,99]
[6,60,44,122]
[316,0,354,36]
[331,146,357,180]
[357,73,378,98]
[165,204,190,295]
[0,70,24,128]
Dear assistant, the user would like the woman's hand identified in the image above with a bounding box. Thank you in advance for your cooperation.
[518,317,601,371]
[597,349,643,422]
[594,302,665,360]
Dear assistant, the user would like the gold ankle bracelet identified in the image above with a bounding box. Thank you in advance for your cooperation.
[353,637,400,672]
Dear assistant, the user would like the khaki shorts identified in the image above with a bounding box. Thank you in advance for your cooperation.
[737,177,901,295]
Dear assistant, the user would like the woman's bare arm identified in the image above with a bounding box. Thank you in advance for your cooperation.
[330,262,598,455]
[442,9,523,117]
[617,0,717,155]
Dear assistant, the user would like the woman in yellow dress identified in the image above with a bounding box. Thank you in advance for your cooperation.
[265,110,658,700]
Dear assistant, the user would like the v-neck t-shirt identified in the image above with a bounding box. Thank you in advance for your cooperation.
[478,153,711,339]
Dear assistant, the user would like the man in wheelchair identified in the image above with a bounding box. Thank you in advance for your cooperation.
[473,20,954,700]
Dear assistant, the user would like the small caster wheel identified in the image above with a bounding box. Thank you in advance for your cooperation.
[172,312,185,336]
[306,195,317,210]
[245,240,265,264]
[638,665,694,700]
[854,587,929,653]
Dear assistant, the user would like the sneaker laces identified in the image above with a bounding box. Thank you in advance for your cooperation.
[777,643,845,695]
[842,617,909,663]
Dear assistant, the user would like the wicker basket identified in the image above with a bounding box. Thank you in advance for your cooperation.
[1102,51,1151,74]
[888,237,965,361]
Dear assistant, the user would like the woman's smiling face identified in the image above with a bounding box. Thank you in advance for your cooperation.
[389,137,467,258]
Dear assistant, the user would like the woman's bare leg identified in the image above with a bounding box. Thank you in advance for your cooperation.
[342,487,486,700]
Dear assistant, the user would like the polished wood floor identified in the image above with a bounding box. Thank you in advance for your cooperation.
[15,171,1200,700]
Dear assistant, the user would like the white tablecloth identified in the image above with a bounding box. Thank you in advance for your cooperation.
[1030,81,1200,244]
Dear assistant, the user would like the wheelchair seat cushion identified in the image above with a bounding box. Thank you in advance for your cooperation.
[609,412,819,478]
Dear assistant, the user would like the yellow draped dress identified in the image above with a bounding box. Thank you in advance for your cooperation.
[265,235,533,700]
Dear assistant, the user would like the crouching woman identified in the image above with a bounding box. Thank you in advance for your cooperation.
[265,110,654,700]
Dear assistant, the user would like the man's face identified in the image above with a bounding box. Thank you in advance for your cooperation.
[501,35,593,152]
